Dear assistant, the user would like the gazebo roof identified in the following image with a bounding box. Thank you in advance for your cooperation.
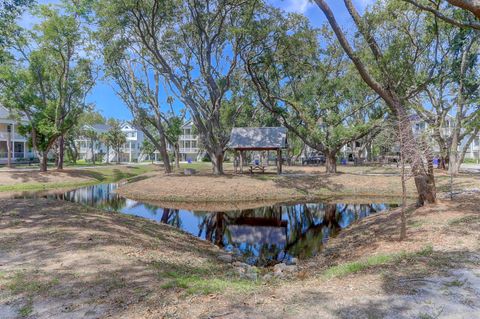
[228,127,288,150]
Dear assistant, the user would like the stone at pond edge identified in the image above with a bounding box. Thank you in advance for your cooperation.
[286,258,298,265]
[273,263,298,275]
[183,168,197,175]
[233,261,253,267]
[217,254,233,263]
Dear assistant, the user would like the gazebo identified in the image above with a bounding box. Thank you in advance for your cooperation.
[228,127,288,174]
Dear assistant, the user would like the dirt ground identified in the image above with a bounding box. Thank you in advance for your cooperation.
[1,191,479,318]
[0,199,257,319]
[1,164,479,318]
[117,164,478,210]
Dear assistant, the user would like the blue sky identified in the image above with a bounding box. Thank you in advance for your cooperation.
[21,0,374,121]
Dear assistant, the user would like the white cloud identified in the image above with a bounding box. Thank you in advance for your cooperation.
[278,0,314,14]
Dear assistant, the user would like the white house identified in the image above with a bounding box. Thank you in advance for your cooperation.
[411,114,480,161]
[177,120,201,162]
[0,106,35,164]
[153,120,203,162]
[76,122,146,163]
[119,122,146,162]
[77,124,111,161]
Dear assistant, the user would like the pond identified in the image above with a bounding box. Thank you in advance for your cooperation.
[14,183,397,266]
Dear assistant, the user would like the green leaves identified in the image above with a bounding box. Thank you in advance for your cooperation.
[0,2,94,161]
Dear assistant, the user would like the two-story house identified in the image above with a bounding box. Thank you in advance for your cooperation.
[152,120,202,162]
[411,114,480,161]
[76,122,146,163]
[77,124,111,161]
[0,106,35,164]
[119,122,146,162]
[177,121,201,162]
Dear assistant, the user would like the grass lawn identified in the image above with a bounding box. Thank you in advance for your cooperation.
[0,164,157,193]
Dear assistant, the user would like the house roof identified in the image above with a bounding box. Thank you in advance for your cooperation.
[228,127,288,150]
[182,120,194,129]
[83,123,110,133]
[91,124,111,132]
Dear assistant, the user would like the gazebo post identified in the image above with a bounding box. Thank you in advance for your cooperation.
[277,148,282,174]
[240,150,244,174]
[233,149,238,174]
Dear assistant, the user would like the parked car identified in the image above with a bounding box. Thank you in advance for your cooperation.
[302,155,325,165]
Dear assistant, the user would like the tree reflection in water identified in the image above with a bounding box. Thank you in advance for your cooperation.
[189,203,391,266]
[18,183,393,266]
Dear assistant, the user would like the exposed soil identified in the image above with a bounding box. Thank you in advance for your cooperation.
[0,199,256,319]
[198,193,480,319]
[1,192,479,318]
[1,164,479,318]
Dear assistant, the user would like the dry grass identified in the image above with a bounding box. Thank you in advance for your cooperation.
[181,193,478,319]
[0,193,479,318]
[0,199,259,319]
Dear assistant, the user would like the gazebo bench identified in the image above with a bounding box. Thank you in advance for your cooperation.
[249,165,265,174]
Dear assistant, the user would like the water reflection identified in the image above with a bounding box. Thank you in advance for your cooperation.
[15,183,395,266]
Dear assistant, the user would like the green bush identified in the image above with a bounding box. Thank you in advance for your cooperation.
[463,158,479,164]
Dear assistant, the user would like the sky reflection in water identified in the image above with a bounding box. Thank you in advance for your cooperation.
[18,183,395,266]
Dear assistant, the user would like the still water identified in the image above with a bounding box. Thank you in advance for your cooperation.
[16,183,396,266]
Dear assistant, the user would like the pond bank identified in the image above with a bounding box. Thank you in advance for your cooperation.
[1,190,479,318]
[0,164,157,193]
[116,165,477,209]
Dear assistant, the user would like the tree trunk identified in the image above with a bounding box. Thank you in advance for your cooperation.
[141,127,171,173]
[106,145,109,164]
[57,135,64,170]
[6,126,12,168]
[400,146,407,241]
[70,140,78,164]
[366,142,373,162]
[91,139,96,165]
[315,0,436,205]
[116,148,120,164]
[433,130,448,170]
[325,151,337,173]
[39,152,48,172]
[175,143,180,169]
[396,104,436,206]
[158,136,172,173]
[210,149,224,175]
[438,155,448,170]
